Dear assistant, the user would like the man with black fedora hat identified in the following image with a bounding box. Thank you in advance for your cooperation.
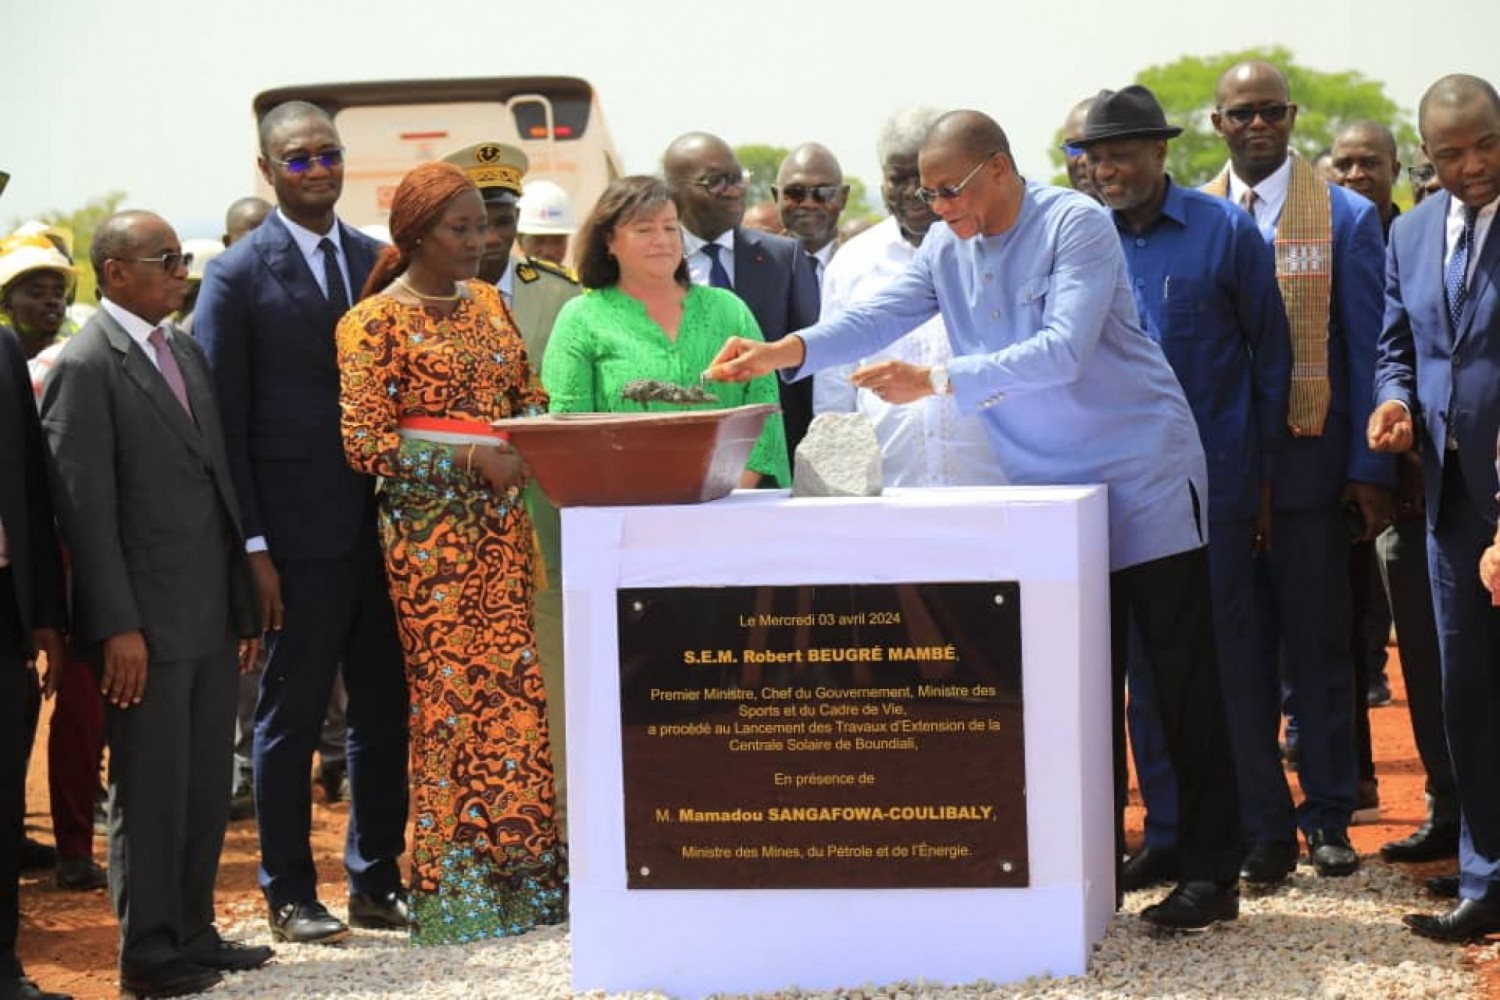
[1073,84,1294,895]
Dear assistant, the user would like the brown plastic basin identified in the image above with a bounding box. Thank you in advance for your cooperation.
[490,403,778,507]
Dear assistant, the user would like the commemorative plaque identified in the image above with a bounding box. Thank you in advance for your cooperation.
[617,581,1026,890]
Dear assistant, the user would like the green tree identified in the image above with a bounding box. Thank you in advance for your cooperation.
[7,190,128,307]
[1046,47,1416,189]
[734,144,787,206]
[842,177,876,222]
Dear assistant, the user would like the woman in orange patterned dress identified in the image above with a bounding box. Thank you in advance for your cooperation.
[335,162,564,945]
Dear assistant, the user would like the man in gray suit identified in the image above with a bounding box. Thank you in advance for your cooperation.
[39,212,269,998]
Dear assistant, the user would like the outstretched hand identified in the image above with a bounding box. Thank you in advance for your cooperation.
[705,336,804,383]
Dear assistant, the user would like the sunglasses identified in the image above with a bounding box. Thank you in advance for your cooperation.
[1219,103,1292,126]
[113,251,193,273]
[774,184,844,205]
[1061,144,1086,158]
[916,151,1001,206]
[1408,163,1437,185]
[274,148,345,174]
[691,171,750,196]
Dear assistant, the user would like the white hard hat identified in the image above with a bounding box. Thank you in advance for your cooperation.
[0,233,76,293]
[182,239,225,282]
[517,181,577,235]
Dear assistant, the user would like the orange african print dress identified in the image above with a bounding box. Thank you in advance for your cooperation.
[337,279,565,946]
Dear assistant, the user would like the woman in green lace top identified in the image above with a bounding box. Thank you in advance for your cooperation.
[540,176,790,487]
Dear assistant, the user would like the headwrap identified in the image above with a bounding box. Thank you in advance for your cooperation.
[360,162,479,300]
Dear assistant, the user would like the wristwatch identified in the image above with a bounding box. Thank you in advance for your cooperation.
[928,364,951,396]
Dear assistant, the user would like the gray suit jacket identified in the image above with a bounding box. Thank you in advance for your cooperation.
[39,308,257,661]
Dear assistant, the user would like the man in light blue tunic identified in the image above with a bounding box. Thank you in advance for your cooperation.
[711,109,1243,932]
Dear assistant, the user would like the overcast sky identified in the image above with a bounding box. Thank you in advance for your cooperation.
[4,0,1496,239]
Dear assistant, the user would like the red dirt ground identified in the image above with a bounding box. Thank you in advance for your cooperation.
[15,646,1500,999]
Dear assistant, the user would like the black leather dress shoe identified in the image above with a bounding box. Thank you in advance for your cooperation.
[316,763,348,804]
[1121,846,1180,893]
[18,838,56,872]
[118,958,221,999]
[269,901,350,944]
[55,857,107,891]
[185,940,274,972]
[0,975,72,1000]
[1307,828,1359,877]
[1426,873,1460,899]
[1404,898,1500,943]
[1381,820,1460,863]
[1140,880,1239,931]
[1239,840,1298,884]
[348,888,410,930]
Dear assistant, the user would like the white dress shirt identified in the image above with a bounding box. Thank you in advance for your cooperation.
[681,228,737,289]
[807,241,835,290]
[100,297,176,370]
[1446,192,1500,279]
[497,259,515,309]
[1226,155,1293,242]
[277,208,353,300]
[811,216,1007,487]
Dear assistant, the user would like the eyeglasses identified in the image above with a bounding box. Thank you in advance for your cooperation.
[691,171,751,196]
[774,184,844,205]
[1408,163,1437,185]
[1219,103,1293,126]
[112,251,193,273]
[274,148,345,174]
[916,151,1001,206]
[1061,144,1086,158]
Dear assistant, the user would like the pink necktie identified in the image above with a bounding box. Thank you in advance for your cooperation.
[148,326,193,417]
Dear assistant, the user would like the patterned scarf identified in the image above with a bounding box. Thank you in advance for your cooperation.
[1202,153,1333,436]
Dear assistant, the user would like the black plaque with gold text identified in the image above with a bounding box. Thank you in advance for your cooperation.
[617,582,1025,889]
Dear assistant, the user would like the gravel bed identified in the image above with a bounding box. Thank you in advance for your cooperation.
[212,862,1491,999]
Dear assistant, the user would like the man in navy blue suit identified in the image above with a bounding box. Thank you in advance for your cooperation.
[663,132,821,457]
[193,101,408,945]
[1200,60,1393,884]
[1,326,69,1000]
[1371,73,1500,943]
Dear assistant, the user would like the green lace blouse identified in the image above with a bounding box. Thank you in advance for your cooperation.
[541,284,791,486]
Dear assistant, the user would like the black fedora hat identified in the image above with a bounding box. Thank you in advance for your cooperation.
[1070,85,1183,147]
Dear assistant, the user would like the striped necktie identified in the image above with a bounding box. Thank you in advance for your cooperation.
[1446,204,1480,331]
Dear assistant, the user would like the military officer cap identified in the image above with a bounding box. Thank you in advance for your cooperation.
[442,141,528,205]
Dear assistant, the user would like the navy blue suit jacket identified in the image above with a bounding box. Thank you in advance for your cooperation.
[1375,192,1500,530]
[1259,182,1393,509]
[193,213,383,561]
[0,327,65,653]
[731,226,820,450]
